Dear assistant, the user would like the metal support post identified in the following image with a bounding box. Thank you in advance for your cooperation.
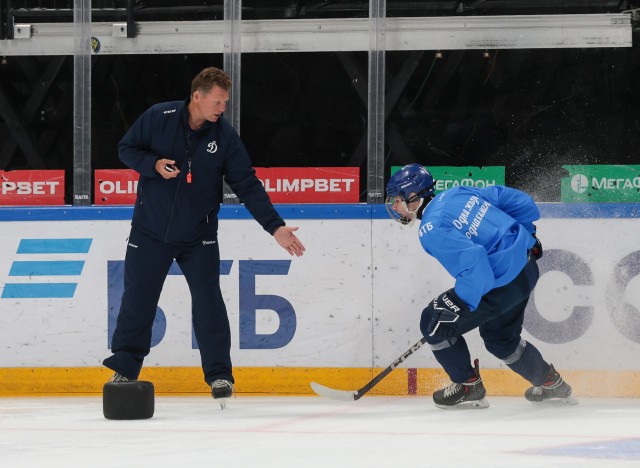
[73,0,92,206]
[367,0,386,204]
[223,0,242,204]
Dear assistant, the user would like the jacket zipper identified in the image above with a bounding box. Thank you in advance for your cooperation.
[163,138,189,242]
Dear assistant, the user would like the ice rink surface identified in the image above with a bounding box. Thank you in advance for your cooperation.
[1,395,640,467]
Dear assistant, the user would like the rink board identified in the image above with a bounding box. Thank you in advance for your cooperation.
[1,203,640,396]
[1,366,640,398]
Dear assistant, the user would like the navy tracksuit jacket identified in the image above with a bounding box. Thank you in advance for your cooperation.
[103,99,284,384]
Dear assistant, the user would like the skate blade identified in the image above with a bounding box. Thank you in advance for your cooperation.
[217,398,228,410]
[528,395,579,406]
[435,398,490,410]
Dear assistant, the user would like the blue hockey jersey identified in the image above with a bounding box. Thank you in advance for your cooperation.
[418,185,539,311]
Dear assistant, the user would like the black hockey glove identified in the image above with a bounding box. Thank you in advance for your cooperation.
[427,288,470,338]
[531,234,543,260]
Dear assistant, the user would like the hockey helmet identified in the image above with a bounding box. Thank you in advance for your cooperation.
[385,164,435,225]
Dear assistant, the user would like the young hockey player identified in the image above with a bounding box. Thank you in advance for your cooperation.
[386,163,576,408]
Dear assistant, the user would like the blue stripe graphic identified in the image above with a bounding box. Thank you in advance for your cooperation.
[1,283,78,298]
[17,238,92,254]
[9,261,85,276]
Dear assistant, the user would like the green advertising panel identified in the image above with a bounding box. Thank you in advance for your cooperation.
[561,165,640,202]
[391,166,505,194]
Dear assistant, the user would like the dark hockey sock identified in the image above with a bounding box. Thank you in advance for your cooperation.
[432,336,476,383]
[505,340,549,386]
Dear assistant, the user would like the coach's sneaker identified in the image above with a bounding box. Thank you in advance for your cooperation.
[525,364,577,405]
[433,359,489,409]
[108,372,134,382]
[211,379,235,409]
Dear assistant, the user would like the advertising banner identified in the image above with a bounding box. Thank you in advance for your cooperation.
[1,205,640,397]
[0,217,373,368]
[94,169,139,205]
[391,166,504,193]
[0,170,65,206]
[561,165,640,202]
[95,167,360,204]
[254,167,359,203]
[1,211,640,372]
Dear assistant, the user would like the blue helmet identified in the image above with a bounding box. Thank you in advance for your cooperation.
[386,164,435,203]
[386,164,435,225]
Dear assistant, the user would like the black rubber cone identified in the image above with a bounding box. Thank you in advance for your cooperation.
[103,381,155,420]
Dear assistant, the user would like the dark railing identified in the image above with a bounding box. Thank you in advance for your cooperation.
[0,1,631,39]
[1,0,632,27]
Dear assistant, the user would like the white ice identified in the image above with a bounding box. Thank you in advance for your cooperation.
[1,395,640,467]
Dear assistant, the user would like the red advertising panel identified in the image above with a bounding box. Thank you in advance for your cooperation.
[94,167,359,205]
[255,167,359,203]
[95,169,139,205]
[0,170,65,205]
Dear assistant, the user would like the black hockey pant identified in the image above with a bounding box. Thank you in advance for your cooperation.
[420,257,549,385]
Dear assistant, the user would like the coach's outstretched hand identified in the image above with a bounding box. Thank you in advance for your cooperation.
[274,226,306,257]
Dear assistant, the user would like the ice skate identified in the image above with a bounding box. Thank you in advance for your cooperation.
[433,359,489,409]
[108,372,134,382]
[525,364,577,405]
[211,379,235,409]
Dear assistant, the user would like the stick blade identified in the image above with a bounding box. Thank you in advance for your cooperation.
[310,381,357,401]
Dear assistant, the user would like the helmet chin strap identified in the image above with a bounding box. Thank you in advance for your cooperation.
[403,198,425,226]
[414,195,432,220]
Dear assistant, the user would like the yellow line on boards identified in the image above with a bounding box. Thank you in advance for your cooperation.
[0,367,638,397]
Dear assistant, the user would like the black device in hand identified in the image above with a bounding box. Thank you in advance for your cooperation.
[164,164,176,173]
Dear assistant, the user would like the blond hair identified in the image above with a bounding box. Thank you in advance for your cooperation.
[191,67,231,95]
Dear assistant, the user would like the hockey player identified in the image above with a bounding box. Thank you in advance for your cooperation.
[385,163,575,408]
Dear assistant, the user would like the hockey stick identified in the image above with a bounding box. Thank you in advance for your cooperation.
[310,336,427,401]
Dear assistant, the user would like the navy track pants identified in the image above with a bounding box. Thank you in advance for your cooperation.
[103,226,233,385]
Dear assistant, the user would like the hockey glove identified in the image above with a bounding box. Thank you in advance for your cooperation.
[427,288,470,338]
[531,234,543,260]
